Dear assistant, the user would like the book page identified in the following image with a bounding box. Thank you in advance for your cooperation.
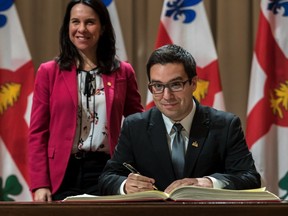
[63,187,280,202]
[63,194,99,201]
[168,186,280,201]
[63,190,169,202]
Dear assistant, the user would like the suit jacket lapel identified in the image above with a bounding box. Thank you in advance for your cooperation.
[147,108,176,180]
[184,103,210,177]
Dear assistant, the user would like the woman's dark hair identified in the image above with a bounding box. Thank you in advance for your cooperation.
[57,0,118,73]
[146,44,197,82]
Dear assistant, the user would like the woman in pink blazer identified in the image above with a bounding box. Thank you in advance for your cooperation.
[28,0,143,201]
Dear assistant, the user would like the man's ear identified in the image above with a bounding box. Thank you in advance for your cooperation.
[191,76,198,90]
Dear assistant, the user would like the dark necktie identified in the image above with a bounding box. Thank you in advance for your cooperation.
[171,123,185,179]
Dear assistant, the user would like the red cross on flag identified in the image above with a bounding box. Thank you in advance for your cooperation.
[246,0,288,200]
[146,0,225,111]
[0,0,34,201]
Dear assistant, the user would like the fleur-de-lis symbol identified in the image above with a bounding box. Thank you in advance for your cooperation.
[267,0,288,16]
[165,0,202,24]
[0,0,13,28]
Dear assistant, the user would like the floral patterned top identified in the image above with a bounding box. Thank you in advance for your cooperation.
[72,68,109,153]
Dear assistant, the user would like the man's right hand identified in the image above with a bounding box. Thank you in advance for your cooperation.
[124,173,156,194]
[33,188,52,202]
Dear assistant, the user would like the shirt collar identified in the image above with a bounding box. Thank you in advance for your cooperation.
[162,99,196,135]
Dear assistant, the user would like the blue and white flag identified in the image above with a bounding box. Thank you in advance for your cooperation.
[102,0,127,61]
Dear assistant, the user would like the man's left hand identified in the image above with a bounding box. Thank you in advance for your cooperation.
[164,177,213,194]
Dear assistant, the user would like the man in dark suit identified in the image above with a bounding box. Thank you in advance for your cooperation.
[99,44,261,195]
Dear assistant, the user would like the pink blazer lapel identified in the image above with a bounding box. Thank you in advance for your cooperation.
[61,65,78,108]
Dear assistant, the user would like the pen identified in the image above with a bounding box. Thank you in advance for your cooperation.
[122,162,158,190]
[123,162,140,174]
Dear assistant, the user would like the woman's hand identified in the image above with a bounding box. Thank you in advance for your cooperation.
[33,188,52,202]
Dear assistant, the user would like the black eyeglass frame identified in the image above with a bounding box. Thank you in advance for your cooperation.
[148,79,191,94]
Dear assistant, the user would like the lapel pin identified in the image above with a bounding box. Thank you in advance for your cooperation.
[192,141,199,148]
[107,82,112,87]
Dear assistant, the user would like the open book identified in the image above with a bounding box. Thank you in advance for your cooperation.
[62,186,280,202]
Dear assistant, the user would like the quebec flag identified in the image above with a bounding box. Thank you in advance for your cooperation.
[102,0,127,61]
[146,0,225,110]
[246,0,288,200]
[0,0,34,201]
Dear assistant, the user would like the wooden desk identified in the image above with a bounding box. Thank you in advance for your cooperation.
[1,201,287,216]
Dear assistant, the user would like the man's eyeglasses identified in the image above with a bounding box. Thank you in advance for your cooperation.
[148,80,191,94]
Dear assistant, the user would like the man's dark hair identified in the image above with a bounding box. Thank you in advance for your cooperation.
[146,44,197,82]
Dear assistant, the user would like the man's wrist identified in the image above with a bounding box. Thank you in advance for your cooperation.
[205,176,225,189]
[119,179,127,195]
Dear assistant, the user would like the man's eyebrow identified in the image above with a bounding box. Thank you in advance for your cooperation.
[150,77,184,83]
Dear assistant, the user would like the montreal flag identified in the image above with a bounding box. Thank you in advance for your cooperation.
[246,0,288,200]
[0,0,34,201]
